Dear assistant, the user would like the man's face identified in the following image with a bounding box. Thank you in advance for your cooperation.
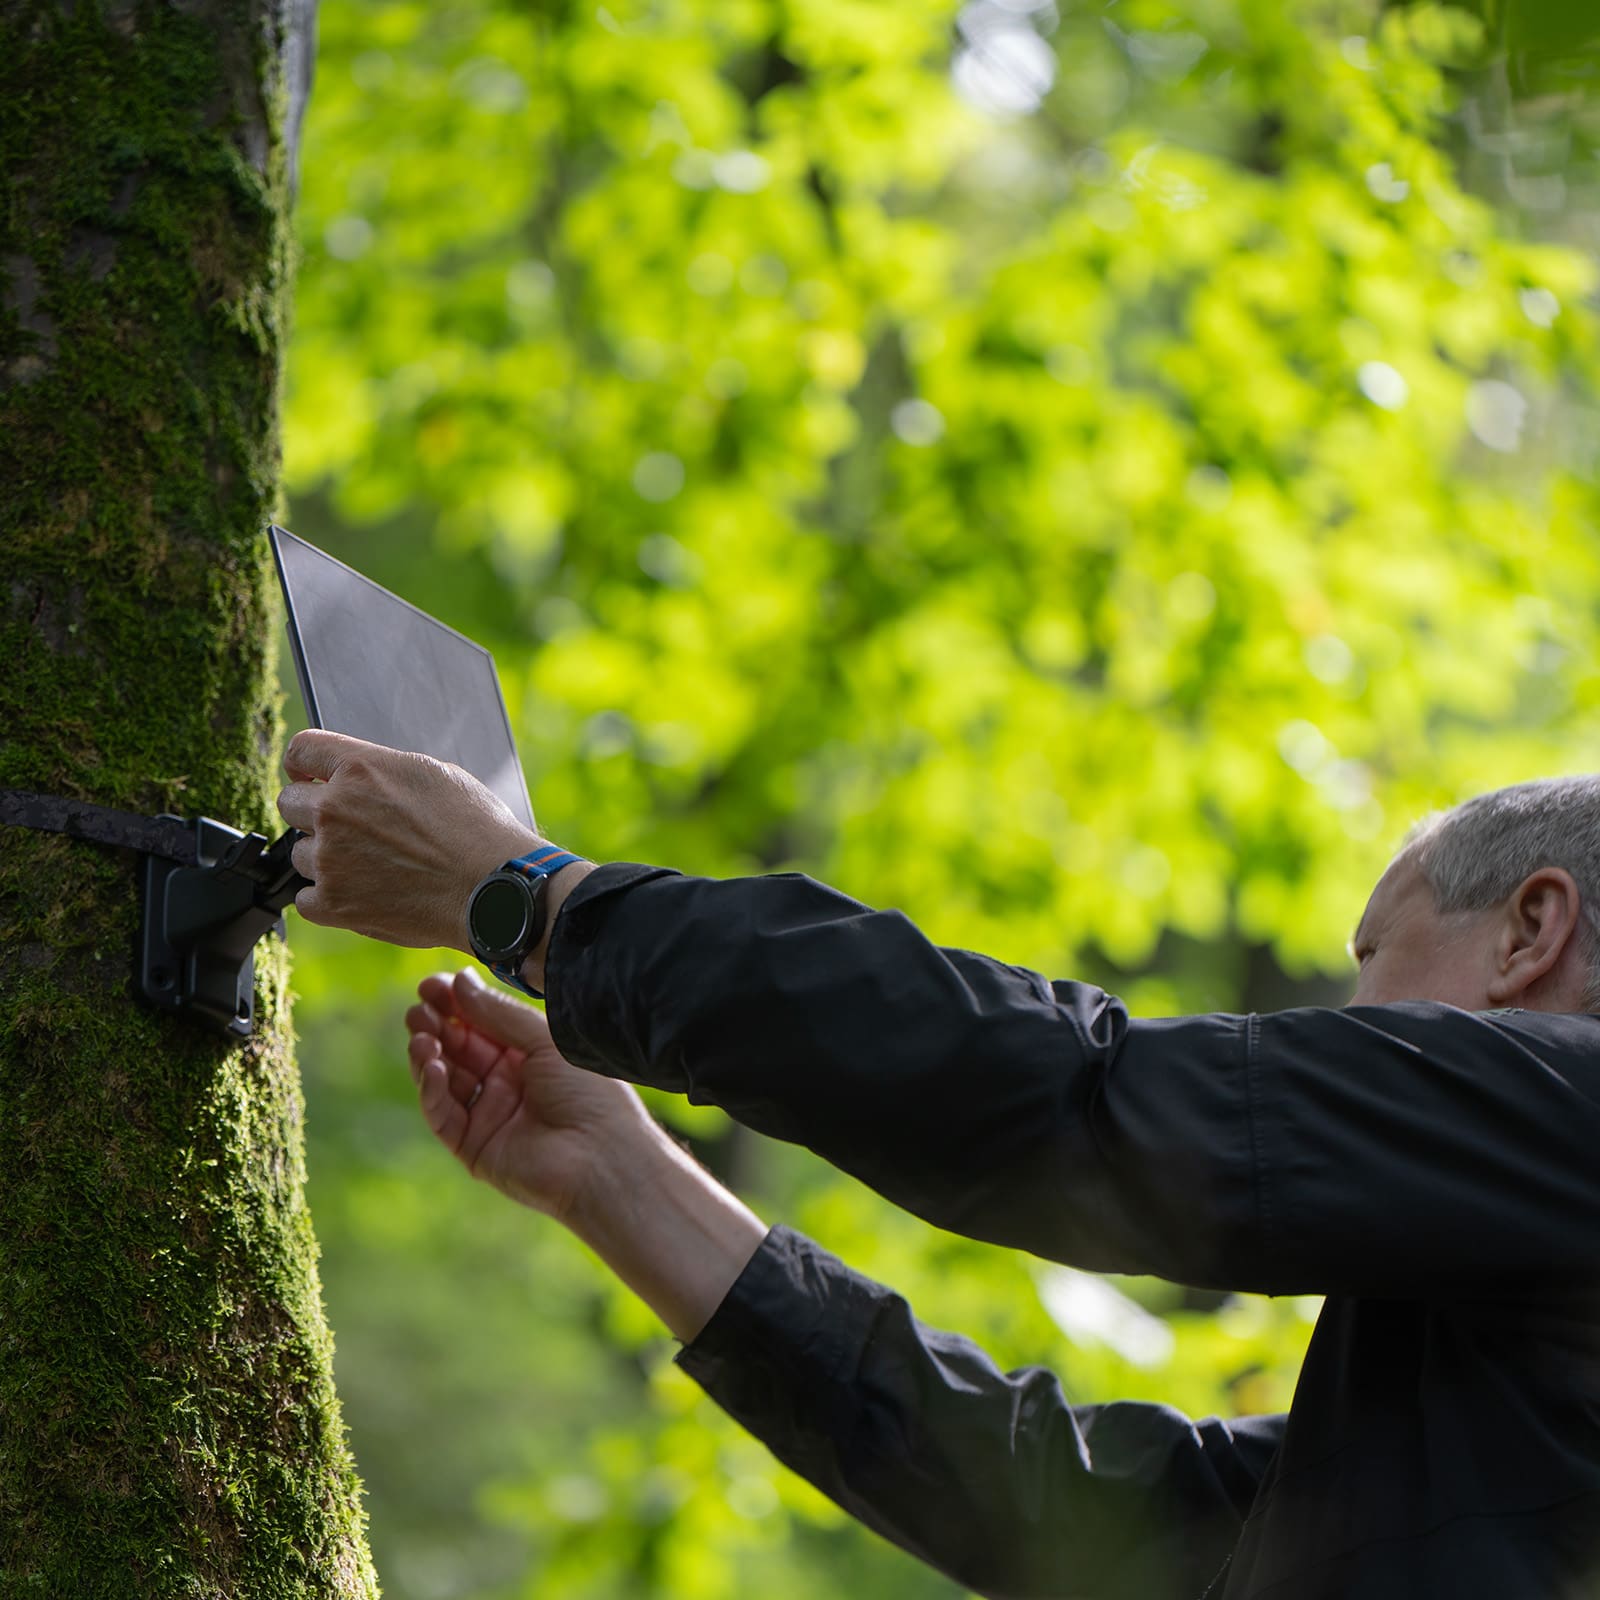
[1347,853,1498,1010]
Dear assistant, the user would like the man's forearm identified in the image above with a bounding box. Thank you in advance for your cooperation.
[538,865,1273,1289]
[565,1117,768,1344]
[541,865,1131,1268]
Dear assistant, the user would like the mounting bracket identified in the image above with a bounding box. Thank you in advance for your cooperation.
[140,817,307,1038]
[0,788,310,1039]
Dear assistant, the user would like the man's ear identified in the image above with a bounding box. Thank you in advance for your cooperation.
[1485,867,1583,1005]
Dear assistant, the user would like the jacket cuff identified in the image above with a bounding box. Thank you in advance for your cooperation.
[673,1225,874,1443]
[543,860,677,1062]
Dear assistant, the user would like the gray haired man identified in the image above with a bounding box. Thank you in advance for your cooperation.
[278,741,1600,1600]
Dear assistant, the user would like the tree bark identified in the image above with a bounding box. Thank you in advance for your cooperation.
[0,2,377,1593]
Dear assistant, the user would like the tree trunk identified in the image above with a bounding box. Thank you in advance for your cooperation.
[0,2,377,1593]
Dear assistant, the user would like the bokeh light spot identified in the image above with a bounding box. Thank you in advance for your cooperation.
[1465,379,1528,453]
[324,216,373,260]
[1357,361,1408,410]
[633,452,686,502]
[713,150,770,193]
[1519,287,1561,328]
[890,399,946,446]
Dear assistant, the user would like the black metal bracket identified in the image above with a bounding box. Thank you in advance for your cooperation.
[0,786,309,1040]
[139,818,308,1039]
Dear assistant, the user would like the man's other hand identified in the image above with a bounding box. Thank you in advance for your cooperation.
[405,968,656,1223]
[405,967,768,1343]
[276,730,541,951]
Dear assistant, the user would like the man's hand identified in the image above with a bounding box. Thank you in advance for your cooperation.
[276,730,542,952]
[405,968,654,1222]
[405,968,769,1342]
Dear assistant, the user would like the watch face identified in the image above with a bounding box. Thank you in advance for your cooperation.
[472,876,532,954]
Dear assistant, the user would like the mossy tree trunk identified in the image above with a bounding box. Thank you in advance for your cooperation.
[0,3,377,1593]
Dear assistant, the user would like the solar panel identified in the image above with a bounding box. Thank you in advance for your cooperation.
[269,525,535,831]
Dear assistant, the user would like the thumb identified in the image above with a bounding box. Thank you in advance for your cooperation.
[452,967,551,1050]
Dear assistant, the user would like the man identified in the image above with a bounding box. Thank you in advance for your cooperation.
[278,735,1600,1599]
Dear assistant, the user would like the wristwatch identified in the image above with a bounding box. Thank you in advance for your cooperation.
[466,844,586,998]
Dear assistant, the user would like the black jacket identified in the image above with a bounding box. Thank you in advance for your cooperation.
[546,863,1600,1599]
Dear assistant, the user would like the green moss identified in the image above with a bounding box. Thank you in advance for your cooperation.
[0,3,377,1593]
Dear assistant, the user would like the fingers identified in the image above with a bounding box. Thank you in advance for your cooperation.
[416,972,461,1015]
[406,999,446,1038]
[418,1056,469,1153]
[288,829,316,883]
[450,968,552,1049]
[275,780,320,831]
[409,1030,473,1104]
[293,883,329,924]
[455,1066,522,1177]
[408,1027,436,1086]
[409,1029,491,1127]
[406,1001,513,1080]
[283,729,378,782]
[407,975,534,1172]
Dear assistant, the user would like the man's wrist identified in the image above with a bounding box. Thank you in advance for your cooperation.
[517,857,598,995]
[454,827,544,954]
[565,1116,768,1344]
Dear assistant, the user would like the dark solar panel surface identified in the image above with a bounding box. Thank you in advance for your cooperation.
[270,525,534,830]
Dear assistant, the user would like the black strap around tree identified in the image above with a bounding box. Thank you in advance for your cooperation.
[0,786,311,1038]
[0,787,201,866]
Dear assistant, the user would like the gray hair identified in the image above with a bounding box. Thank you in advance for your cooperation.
[1402,775,1600,1011]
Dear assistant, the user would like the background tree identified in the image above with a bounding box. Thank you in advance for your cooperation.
[0,2,378,1593]
[166,0,1600,1595]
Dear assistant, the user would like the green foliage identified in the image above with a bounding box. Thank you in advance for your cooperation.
[278,0,1600,1594]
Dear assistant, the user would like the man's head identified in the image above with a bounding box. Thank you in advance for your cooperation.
[1350,776,1600,1014]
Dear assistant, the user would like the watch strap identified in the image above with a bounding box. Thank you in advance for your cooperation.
[484,845,586,998]
[502,844,585,883]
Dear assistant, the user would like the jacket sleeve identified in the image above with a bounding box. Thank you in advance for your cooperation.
[676,1224,1283,1600]
[545,864,1600,1296]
